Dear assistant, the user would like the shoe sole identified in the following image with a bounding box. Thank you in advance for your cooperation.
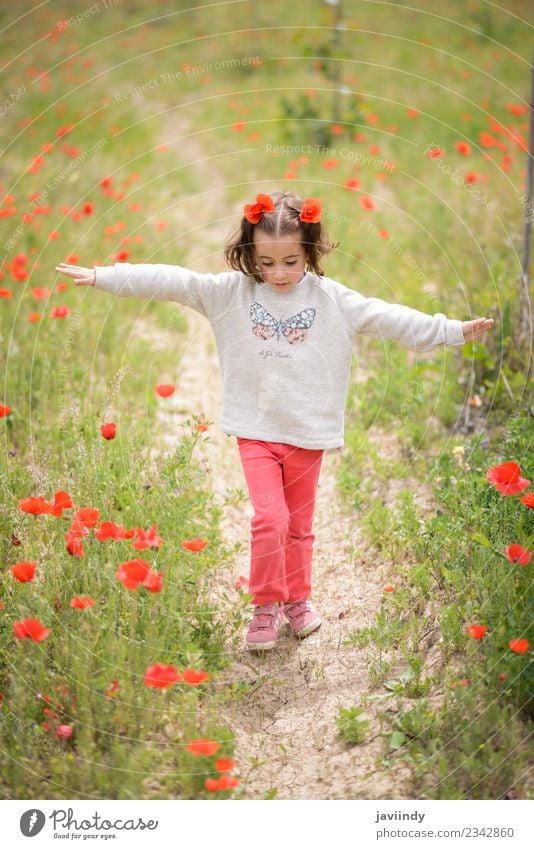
[292,618,322,638]
[245,639,276,651]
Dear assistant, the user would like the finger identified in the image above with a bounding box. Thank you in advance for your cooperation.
[56,267,86,277]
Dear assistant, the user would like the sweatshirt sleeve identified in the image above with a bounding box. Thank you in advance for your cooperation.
[93,262,241,322]
[335,285,465,352]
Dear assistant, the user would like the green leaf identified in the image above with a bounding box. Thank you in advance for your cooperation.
[389,731,407,749]
[471,532,492,549]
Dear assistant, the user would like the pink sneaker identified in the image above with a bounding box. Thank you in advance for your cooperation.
[284,599,322,638]
[245,602,285,651]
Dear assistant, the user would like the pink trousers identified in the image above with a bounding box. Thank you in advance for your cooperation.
[236,438,324,605]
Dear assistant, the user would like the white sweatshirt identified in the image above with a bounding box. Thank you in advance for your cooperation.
[93,262,465,453]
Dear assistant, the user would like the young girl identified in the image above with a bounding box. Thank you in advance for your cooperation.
[55,190,493,653]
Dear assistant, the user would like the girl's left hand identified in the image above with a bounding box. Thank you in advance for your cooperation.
[462,317,494,343]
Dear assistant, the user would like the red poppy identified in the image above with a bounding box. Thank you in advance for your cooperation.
[105,679,120,698]
[343,178,360,191]
[66,519,90,540]
[55,724,73,739]
[155,384,176,397]
[486,462,530,495]
[506,103,529,115]
[10,561,37,582]
[204,775,239,791]
[65,535,84,557]
[74,507,100,528]
[243,193,274,224]
[234,575,248,589]
[505,544,532,566]
[115,558,150,589]
[181,537,209,552]
[186,738,220,756]
[144,663,182,688]
[195,422,208,432]
[131,524,163,550]
[57,124,75,137]
[141,570,163,593]
[32,287,51,300]
[508,638,530,654]
[427,146,445,158]
[100,422,116,440]
[359,196,375,211]
[480,131,498,147]
[13,618,50,642]
[321,159,338,169]
[300,198,322,223]
[19,496,52,515]
[466,623,488,640]
[383,584,395,593]
[0,404,12,417]
[520,492,534,509]
[215,757,236,772]
[116,558,162,592]
[455,141,471,155]
[69,596,95,609]
[182,669,209,685]
[50,306,70,318]
[54,490,73,510]
[94,521,130,541]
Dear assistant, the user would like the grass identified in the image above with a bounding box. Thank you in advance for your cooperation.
[340,409,533,798]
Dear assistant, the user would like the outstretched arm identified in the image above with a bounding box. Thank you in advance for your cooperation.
[55,260,241,321]
[336,283,496,351]
[461,317,494,342]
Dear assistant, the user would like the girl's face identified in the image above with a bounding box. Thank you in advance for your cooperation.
[252,231,307,293]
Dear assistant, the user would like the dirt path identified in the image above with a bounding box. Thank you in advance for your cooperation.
[133,109,440,798]
[140,298,441,799]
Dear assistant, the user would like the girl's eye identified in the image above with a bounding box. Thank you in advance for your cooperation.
[261,261,297,267]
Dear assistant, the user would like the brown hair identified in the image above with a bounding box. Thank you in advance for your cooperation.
[223,190,339,284]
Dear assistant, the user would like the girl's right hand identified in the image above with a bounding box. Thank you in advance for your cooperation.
[54,262,96,286]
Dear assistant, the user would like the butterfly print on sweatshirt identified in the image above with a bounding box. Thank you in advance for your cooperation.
[250,302,317,344]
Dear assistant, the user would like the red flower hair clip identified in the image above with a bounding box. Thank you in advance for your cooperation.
[243,194,322,224]
[243,193,275,224]
[299,197,322,223]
